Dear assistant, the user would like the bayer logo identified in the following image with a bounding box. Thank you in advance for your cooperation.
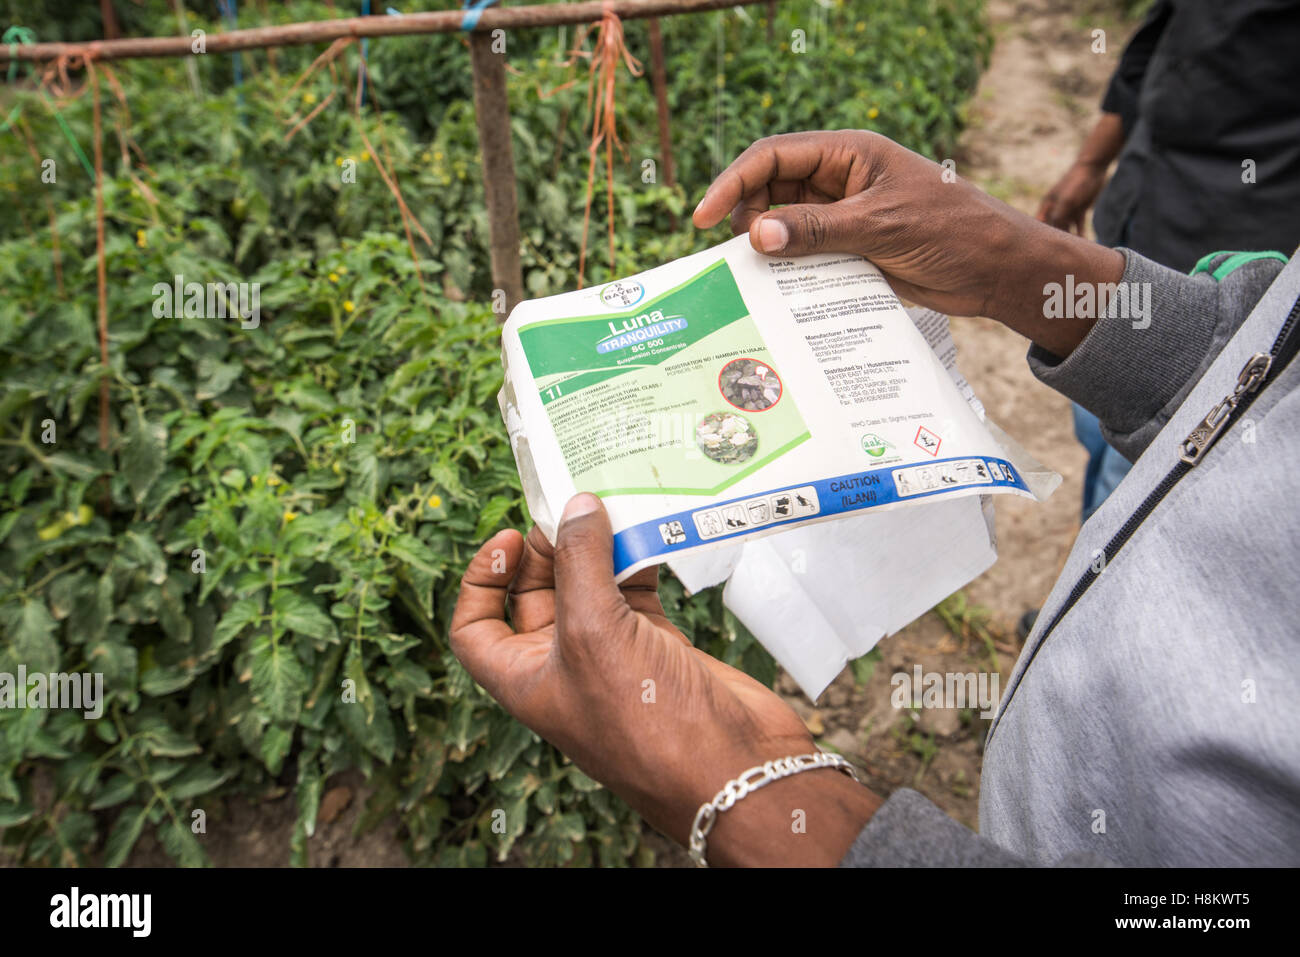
[599,280,645,309]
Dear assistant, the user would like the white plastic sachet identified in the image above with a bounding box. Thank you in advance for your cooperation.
[498,238,1058,696]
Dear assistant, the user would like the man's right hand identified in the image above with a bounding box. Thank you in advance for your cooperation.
[692,130,1125,359]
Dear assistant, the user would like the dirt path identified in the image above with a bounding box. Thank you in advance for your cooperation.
[951,0,1131,624]
[769,0,1138,836]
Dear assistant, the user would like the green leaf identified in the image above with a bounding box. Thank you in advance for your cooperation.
[213,597,262,651]
[259,723,294,774]
[103,805,149,867]
[0,798,36,828]
[474,494,515,540]
[386,534,439,575]
[342,642,374,724]
[90,773,138,810]
[122,530,167,585]
[159,816,210,868]
[86,639,137,694]
[43,451,100,481]
[296,757,324,839]
[4,599,59,675]
[550,811,587,842]
[250,635,308,723]
[169,763,235,802]
[486,718,535,781]
[195,360,242,400]
[273,591,338,642]
[490,793,530,862]
[138,720,201,758]
[121,408,167,503]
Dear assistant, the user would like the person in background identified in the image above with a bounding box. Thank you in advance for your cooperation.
[1036,0,1300,523]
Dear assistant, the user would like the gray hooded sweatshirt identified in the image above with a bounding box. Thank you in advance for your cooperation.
[841,249,1300,867]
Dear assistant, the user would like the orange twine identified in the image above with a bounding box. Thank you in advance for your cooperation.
[573,8,642,287]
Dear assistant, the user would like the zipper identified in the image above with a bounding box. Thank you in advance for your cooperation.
[992,290,1300,734]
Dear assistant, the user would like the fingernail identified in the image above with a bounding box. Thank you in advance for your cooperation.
[562,492,601,523]
[757,218,788,253]
[692,195,707,221]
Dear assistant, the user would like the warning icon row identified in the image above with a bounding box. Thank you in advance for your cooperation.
[692,486,820,540]
[892,458,998,497]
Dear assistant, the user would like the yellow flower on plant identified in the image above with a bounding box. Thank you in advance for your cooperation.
[855,21,865,32]
[760,92,773,109]
[335,157,344,167]
[283,510,299,523]
[868,106,880,120]
[427,494,442,509]
[303,92,317,105]
[267,475,283,487]
[337,266,347,275]
[136,229,147,248]
[360,151,370,162]
[434,151,444,162]
[328,272,339,283]
[343,300,355,313]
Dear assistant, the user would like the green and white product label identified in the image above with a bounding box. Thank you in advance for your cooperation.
[499,235,1052,582]
[517,260,810,496]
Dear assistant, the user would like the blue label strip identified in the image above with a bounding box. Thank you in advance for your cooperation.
[611,455,1025,575]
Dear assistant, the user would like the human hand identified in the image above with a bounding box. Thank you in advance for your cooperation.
[1036,160,1107,234]
[450,493,879,866]
[693,130,1124,357]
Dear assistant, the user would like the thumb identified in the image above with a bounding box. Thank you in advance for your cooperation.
[748,202,862,257]
[552,493,631,647]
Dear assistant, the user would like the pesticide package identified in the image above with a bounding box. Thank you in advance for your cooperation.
[499,237,1058,693]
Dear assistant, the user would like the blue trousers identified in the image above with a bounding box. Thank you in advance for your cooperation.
[1072,404,1132,521]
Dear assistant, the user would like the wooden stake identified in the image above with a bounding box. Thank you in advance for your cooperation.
[469,31,525,317]
[646,17,677,224]
[101,0,121,41]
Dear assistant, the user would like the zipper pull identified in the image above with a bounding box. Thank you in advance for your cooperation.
[1180,352,1272,464]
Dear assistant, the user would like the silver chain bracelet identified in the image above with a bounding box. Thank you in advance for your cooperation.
[687,751,861,867]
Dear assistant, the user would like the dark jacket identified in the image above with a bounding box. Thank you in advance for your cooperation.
[1092,0,1300,272]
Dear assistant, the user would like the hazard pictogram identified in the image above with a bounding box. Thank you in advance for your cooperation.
[914,425,942,457]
